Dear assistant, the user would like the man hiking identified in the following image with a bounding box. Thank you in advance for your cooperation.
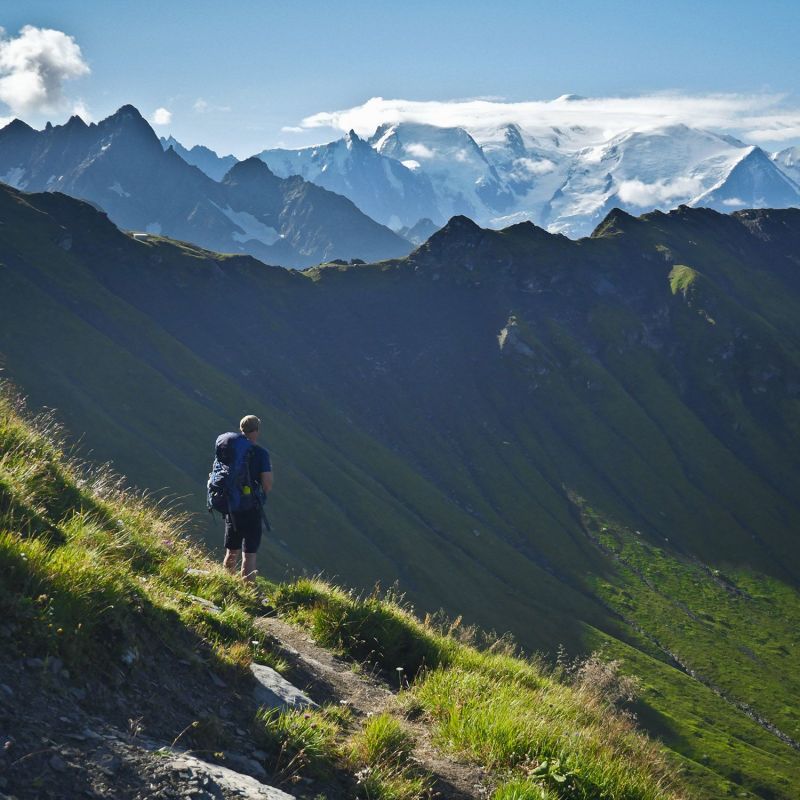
[208,414,273,582]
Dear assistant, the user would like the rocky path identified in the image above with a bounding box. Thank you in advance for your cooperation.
[0,611,490,799]
[257,615,491,799]
[0,650,295,800]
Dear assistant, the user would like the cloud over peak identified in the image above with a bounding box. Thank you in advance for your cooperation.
[0,25,89,115]
[299,93,800,147]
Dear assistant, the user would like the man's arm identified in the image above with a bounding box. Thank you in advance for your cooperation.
[260,471,273,494]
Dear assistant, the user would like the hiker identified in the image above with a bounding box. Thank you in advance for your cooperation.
[208,414,273,582]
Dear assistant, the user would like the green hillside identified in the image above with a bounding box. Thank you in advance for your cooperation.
[0,384,685,799]
[0,184,799,797]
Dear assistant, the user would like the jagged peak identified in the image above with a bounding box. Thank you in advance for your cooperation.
[64,114,88,130]
[113,103,146,120]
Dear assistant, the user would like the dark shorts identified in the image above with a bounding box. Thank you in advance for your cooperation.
[224,507,262,553]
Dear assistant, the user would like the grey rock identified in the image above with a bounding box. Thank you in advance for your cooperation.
[25,657,44,669]
[49,657,64,674]
[0,685,13,697]
[250,663,317,711]
[167,753,294,798]
[224,753,267,780]
[186,594,221,613]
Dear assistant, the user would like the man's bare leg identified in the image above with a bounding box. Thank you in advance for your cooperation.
[223,549,240,574]
[242,552,257,582]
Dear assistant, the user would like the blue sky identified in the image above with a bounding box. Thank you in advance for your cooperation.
[3,0,800,156]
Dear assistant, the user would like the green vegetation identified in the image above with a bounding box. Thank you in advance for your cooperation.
[346,714,431,800]
[276,578,685,800]
[668,264,700,296]
[0,389,689,799]
[253,705,345,778]
[0,387,283,687]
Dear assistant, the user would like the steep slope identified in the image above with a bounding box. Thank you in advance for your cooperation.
[694,145,800,210]
[0,389,690,800]
[1,185,800,797]
[773,145,800,185]
[0,106,411,267]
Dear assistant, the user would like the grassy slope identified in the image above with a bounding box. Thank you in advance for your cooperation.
[0,387,685,800]
[1,186,799,797]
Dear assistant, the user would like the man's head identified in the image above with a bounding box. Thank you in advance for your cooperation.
[240,414,261,442]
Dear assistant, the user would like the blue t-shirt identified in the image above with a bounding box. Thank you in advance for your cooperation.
[243,443,271,507]
[251,444,272,480]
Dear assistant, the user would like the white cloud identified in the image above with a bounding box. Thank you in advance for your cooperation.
[281,125,304,133]
[746,124,800,143]
[0,25,89,115]
[71,98,92,122]
[514,157,556,176]
[722,197,747,207]
[298,93,800,147]
[617,176,704,206]
[151,107,172,126]
[193,96,230,114]
[406,142,435,158]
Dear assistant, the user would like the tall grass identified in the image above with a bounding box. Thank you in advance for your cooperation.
[0,384,274,679]
[273,578,686,800]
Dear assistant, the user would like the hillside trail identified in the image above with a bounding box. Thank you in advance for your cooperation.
[257,615,491,799]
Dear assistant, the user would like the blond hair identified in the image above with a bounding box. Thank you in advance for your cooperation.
[239,415,261,434]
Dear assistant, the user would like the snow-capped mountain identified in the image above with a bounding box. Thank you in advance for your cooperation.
[262,121,800,238]
[539,125,794,235]
[256,130,439,230]
[370,122,515,222]
[159,135,237,181]
[0,106,411,267]
[773,146,800,186]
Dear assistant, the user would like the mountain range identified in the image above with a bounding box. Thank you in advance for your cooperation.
[1,179,799,797]
[0,106,411,267]
[256,121,800,236]
[2,104,797,266]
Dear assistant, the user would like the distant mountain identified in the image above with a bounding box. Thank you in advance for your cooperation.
[264,121,800,238]
[774,145,800,185]
[256,129,440,229]
[159,134,238,181]
[0,105,411,267]
[2,184,800,798]
[370,122,515,222]
[397,217,440,245]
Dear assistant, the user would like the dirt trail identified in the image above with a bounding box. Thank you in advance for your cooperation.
[256,615,491,800]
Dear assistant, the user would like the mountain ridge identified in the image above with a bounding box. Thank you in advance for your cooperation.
[0,105,412,267]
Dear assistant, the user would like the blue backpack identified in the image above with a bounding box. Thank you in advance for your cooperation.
[207,432,257,515]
